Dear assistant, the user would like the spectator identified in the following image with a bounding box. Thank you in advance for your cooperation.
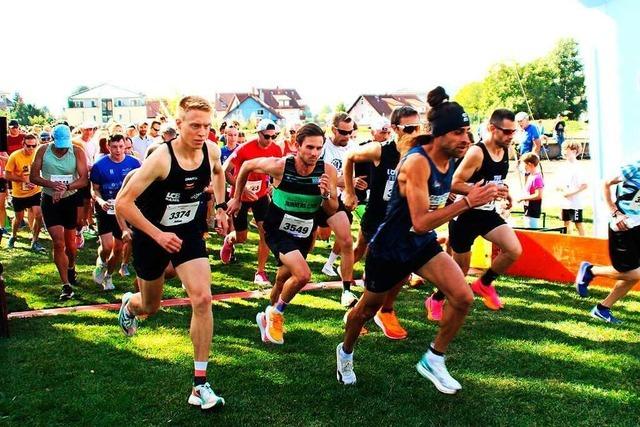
[126,123,138,139]
[557,142,588,235]
[131,121,152,158]
[7,119,25,155]
[282,123,302,155]
[161,124,177,142]
[517,153,544,228]
[554,114,566,156]
[515,112,541,156]
[237,131,246,144]
[149,120,162,143]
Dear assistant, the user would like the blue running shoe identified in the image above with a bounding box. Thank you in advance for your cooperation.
[575,261,594,297]
[590,305,621,324]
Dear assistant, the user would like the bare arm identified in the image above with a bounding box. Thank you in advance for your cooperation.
[227,157,285,216]
[69,146,88,191]
[603,175,623,214]
[207,141,229,235]
[451,145,483,195]
[562,182,588,198]
[321,163,339,216]
[343,142,381,210]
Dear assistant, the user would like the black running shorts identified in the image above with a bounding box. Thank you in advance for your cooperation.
[448,209,507,253]
[41,193,78,229]
[232,194,270,232]
[264,225,314,266]
[316,198,353,228]
[95,206,123,239]
[561,209,583,223]
[132,228,207,281]
[608,226,640,272]
[12,193,41,213]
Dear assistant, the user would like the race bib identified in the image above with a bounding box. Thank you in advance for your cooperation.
[278,214,313,238]
[107,199,116,215]
[50,174,73,184]
[246,180,262,194]
[630,189,640,210]
[159,202,199,226]
[383,178,394,201]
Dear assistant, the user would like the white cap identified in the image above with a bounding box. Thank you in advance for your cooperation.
[256,118,280,133]
[515,112,529,122]
[80,120,97,129]
[371,117,391,132]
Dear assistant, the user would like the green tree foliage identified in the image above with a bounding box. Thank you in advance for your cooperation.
[455,38,586,120]
[9,93,52,126]
[335,102,346,113]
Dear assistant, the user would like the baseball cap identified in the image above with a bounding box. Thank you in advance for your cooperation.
[52,124,72,149]
[80,120,97,129]
[40,131,52,141]
[8,119,19,128]
[256,118,280,133]
[515,112,529,122]
[371,117,391,132]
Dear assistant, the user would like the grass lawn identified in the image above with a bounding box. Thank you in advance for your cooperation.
[1,224,640,425]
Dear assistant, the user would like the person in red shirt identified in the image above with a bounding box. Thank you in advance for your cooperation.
[221,119,282,285]
[6,120,25,155]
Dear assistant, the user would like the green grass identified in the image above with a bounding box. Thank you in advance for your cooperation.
[2,224,640,425]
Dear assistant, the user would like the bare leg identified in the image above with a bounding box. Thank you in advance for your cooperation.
[48,225,69,283]
[483,224,522,274]
[256,222,269,273]
[328,212,354,282]
[343,290,387,353]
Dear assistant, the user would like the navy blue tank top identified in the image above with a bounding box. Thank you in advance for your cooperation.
[369,145,455,262]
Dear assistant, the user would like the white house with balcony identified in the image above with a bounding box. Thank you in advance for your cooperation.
[65,84,146,126]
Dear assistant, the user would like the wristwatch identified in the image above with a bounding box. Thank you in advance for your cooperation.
[215,202,228,210]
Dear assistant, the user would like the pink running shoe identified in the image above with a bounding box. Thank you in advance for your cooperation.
[425,295,444,321]
[470,278,502,310]
[219,235,234,264]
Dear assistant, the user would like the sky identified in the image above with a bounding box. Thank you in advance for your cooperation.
[3,0,588,116]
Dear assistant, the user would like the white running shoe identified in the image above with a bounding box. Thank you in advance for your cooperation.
[341,290,358,308]
[336,343,356,385]
[92,257,107,285]
[102,274,115,291]
[322,263,338,277]
[118,292,138,337]
[416,351,461,394]
[256,311,269,343]
[188,382,225,410]
[118,263,130,277]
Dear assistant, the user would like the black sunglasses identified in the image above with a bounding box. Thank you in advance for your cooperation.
[262,133,279,140]
[25,144,37,148]
[336,128,353,136]
[289,130,296,134]
[493,124,517,135]
[397,125,419,134]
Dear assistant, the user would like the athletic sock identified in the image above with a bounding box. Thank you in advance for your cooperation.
[342,281,351,292]
[480,268,499,286]
[432,290,446,301]
[194,361,208,386]
[340,344,353,358]
[586,264,594,274]
[327,251,339,266]
[68,268,77,285]
[275,298,288,313]
[597,303,610,311]
[428,344,445,358]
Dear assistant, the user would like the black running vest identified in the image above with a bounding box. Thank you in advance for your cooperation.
[362,140,400,229]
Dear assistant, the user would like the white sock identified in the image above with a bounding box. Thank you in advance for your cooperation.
[339,344,353,359]
[327,251,339,265]
[194,361,208,371]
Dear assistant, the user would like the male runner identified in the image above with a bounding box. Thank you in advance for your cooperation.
[115,96,228,410]
[336,87,497,394]
[227,123,338,345]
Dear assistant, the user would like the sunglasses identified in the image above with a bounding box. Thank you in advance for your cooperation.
[262,133,279,140]
[336,128,353,136]
[152,127,160,132]
[397,123,421,133]
[25,144,37,148]
[493,125,517,135]
[289,130,296,135]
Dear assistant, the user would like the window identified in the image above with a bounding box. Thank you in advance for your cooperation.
[116,99,123,107]
[90,100,96,108]
[256,109,264,116]
[279,100,289,107]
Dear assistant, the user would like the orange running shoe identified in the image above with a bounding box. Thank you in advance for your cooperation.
[265,306,285,344]
[470,278,502,310]
[374,310,407,340]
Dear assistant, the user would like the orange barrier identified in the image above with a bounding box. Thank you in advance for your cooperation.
[500,230,640,291]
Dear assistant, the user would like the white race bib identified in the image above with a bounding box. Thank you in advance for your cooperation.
[107,199,116,215]
[50,174,73,184]
[246,180,262,194]
[159,202,199,226]
[630,189,640,210]
[278,214,313,238]
[383,178,394,201]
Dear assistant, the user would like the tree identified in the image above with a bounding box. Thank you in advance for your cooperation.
[547,38,587,120]
[9,93,52,126]
[335,102,346,113]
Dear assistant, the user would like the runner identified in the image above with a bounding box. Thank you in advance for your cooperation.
[90,134,141,290]
[4,134,45,251]
[227,123,338,345]
[115,96,228,410]
[342,108,420,339]
[336,87,497,393]
[318,113,359,307]
[426,109,522,319]
[29,124,88,300]
[220,119,282,286]
[72,121,98,248]
[575,156,640,323]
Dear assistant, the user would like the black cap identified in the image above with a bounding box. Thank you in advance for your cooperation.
[8,119,19,128]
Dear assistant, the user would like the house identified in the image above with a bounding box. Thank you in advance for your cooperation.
[347,94,427,127]
[215,88,306,126]
[0,91,12,111]
[65,83,147,126]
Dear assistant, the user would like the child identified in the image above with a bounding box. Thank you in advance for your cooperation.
[518,153,544,228]
[558,142,588,235]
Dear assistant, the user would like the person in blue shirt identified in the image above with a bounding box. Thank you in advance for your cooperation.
[515,112,541,156]
[575,158,640,324]
[90,134,141,290]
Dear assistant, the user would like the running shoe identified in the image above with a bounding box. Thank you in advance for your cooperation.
[118,292,138,336]
[59,284,74,301]
[265,306,284,344]
[219,236,234,264]
[470,278,502,310]
[373,310,407,340]
[7,236,16,249]
[408,273,424,288]
[76,232,85,249]
[118,263,131,277]
[253,271,271,286]
[341,290,358,308]
[188,382,225,410]
[322,262,338,277]
[93,257,107,285]
[256,311,269,343]
[575,261,594,297]
[425,295,445,321]
[103,274,115,291]
[416,351,461,394]
[336,343,356,385]
[590,305,622,324]
[31,241,46,253]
